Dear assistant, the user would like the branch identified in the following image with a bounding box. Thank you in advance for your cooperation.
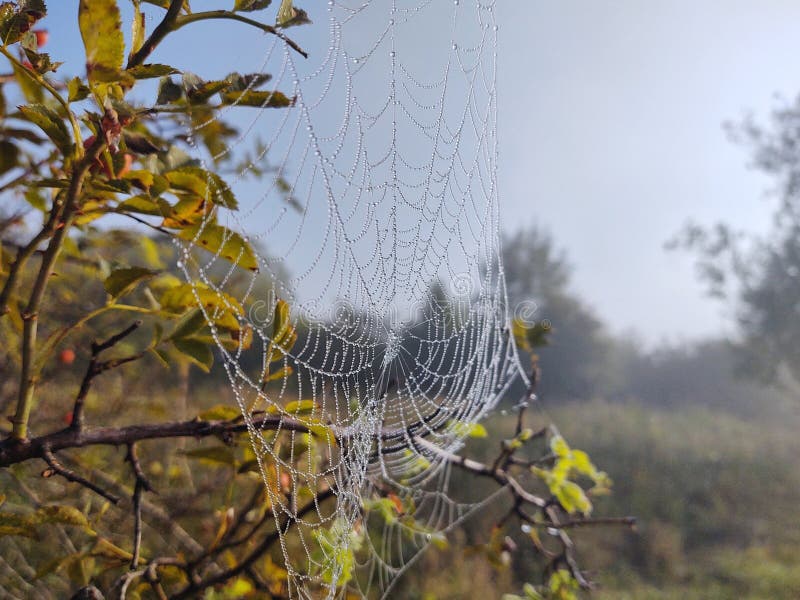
[543,516,637,530]
[174,11,308,59]
[0,414,313,467]
[72,321,144,431]
[59,456,205,556]
[126,0,184,69]
[41,444,121,504]
[126,443,154,570]
[10,136,107,440]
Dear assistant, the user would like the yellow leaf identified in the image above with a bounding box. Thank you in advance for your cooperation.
[198,404,240,421]
[266,400,318,416]
[130,0,145,60]
[159,283,243,331]
[35,505,94,533]
[79,0,124,85]
[178,222,258,271]
[263,365,294,383]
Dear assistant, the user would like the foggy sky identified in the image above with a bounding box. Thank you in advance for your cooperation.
[498,1,800,344]
[41,2,800,344]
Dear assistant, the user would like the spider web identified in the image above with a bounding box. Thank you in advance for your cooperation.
[174,0,518,596]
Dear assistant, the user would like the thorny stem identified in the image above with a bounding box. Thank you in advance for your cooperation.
[10,137,106,440]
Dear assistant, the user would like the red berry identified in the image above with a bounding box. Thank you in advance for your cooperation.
[33,29,48,48]
[59,349,76,365]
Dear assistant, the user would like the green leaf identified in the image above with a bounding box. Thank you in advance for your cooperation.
[220,90,295,108]
[127,63,179,79]
[180,446,235,466]
[159,283,243,330]
[1,126,44,144]
[0,524,38,538]
[165,167,238,209]
[0,511,34,532]
[186,78,230,104]
[32,177,69,189]
[197,404,240,421]
[35,505,93,532]
[130,0,145,60]
[0,139,19,176]
[234,0,272,11]
[448,420,488,438]
[79,0,124,85]
[263,364,293,382]
[122,169,155,191]
[118,195,161,216]
[11,60,44,103]
[0,3,22,45]
[0,1,46,46]
[273,299,291,341]
[172,337,214,371]
[225,72,272,92]
[169,308,207,340]
[91,537,134,561]
[178,222,258,271]
[67,77,91,103]
[554,481,592,515]
[550,434,571,459]
[104,266,158,298]
[149,346,171,368]
[156,77,183,104]
[17,104,72,156]
[267,399,317,415]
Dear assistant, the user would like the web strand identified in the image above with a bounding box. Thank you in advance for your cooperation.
[175,0,512,596]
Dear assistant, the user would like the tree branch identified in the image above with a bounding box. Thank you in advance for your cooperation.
[72,321,144,431]
[0,414,313,467]
[126,443,154,570]
[10,136,107,440]
[41,444,121,504]
[126,0,185,69]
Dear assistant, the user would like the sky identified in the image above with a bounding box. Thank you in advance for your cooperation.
[498,1,800,345]
[39,1,800,345]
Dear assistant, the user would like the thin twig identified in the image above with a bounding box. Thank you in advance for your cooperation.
[126,443,154,570]
[174,11,308,59]
[126,0,185,69]
[41,444,120,504]
[542,516,637,530]
[73,321,144,431]
[144,561,169,600]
